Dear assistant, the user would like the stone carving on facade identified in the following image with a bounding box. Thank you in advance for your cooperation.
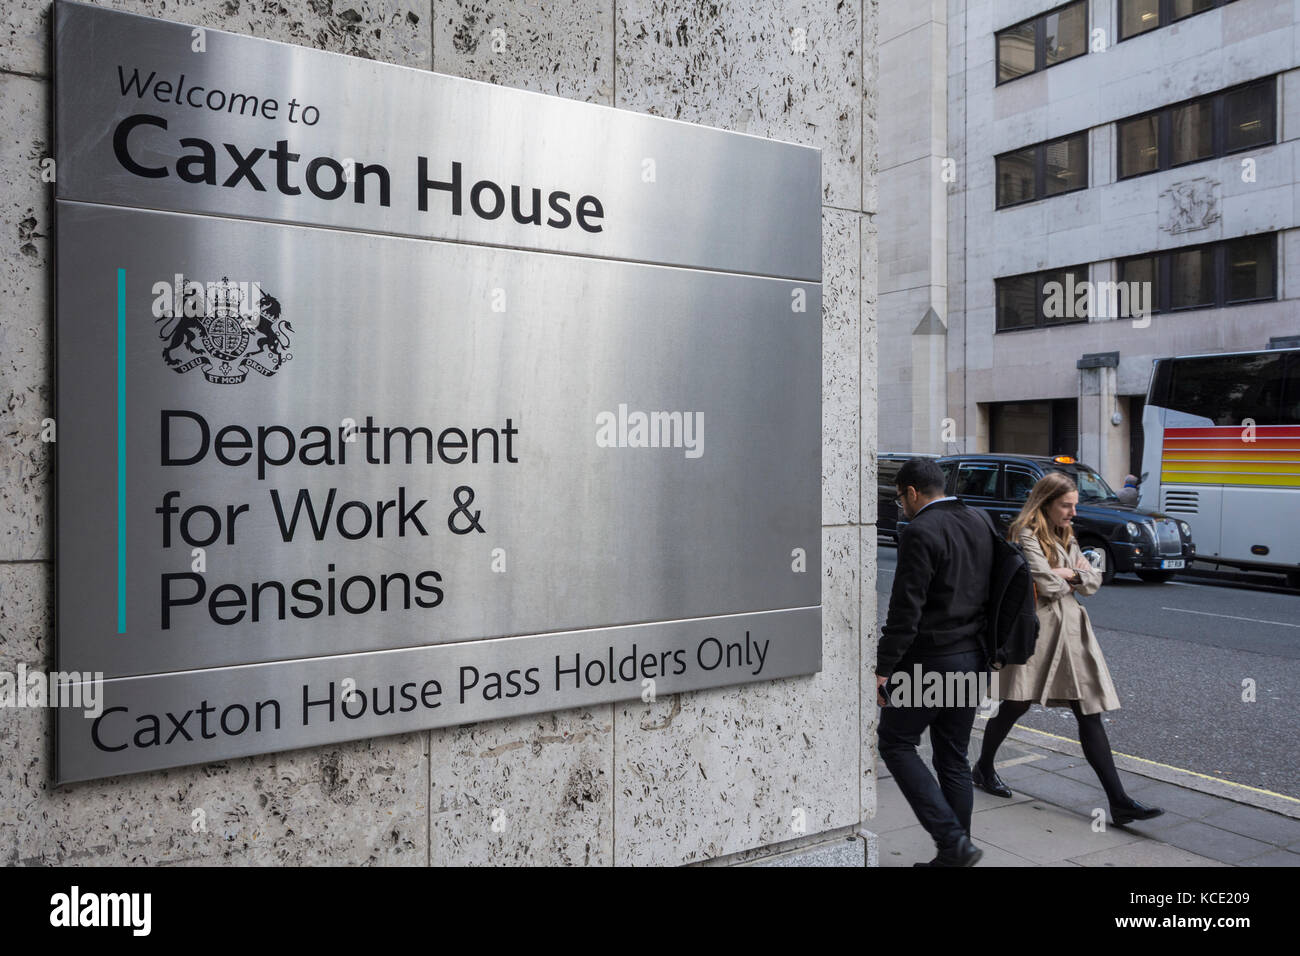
[1160,177,1221,235]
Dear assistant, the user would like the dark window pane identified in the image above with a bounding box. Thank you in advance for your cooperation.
[1225,234,1275,303]
[1120,0,1161,39]
[1281,354,1300,424]
[1170,99,1214,165]
[1171,0,1215,20]
[1167,353,1285,425]
[1044,2,1088,67]
[1224,81,1274,152]
[1169,246,1215,309]
[1118,255,1160,315]
[1005,466,1038,502]
[1118,114,1159,177]
[956,463,999,498]
[997,275,1038,330]
[1041,267,1089,324]
[997,147,1037,206]
[998,22,1036,82]
[1044,133,1087,194]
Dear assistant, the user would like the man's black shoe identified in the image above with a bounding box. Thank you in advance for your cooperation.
[972,763,1013,798]
[1110,799,1165,825]
[930,835,983,867]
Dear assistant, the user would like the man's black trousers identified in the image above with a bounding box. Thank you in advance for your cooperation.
[877,647,987,852]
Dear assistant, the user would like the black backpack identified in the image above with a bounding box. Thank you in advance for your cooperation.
[975,511,1040,669]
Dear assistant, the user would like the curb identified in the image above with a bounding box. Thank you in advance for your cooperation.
[1004,725,1300,820]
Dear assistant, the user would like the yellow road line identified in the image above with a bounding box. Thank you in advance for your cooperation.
[1010,725,1300,804]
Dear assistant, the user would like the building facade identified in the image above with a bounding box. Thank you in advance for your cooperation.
[880,0,1300,489]
[1,0,879,865]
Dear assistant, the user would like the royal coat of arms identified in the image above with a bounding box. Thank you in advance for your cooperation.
[156,276,295,384]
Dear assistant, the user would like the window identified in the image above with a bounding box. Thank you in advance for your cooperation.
[1158,352,1290,426]
[996,274,1038,331]
[1044,3,1088,66]
[1116,233,1277,315]
[996,132,1088,208]
[1170,100,1213,166]
[1116,77,1275,180]
[1119,0,1238,41]
[1224,80,1275,153]
[1226,234,1275,304]
[1044,134,1088,194]
[1118,255,1159,313]
[996,2,1088,85]
[1049,465,1119,502]
[956,463,1000,498]
[1121,0,1160,38]
[1005,466,1039,502]
[995,265,1091,331]
[1169,246,1215,310]
[1118,114,1159,178]
[997,147,1036,206]
[998,21,1036,83]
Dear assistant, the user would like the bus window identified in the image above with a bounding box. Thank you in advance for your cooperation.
[1165,352,1286,425]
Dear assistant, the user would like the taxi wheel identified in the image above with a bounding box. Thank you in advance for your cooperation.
[1136,570,1175,583]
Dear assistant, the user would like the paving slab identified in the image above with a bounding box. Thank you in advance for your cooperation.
[1238,849,1300,867]
[1196,803,1300,847]
[1067,841,1227,867]
[968,800,1144,865]
[1126,779,1243,821]
[1155,820,1276,864]
[877,820,1036,867]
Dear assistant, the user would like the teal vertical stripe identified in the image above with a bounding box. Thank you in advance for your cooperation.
[117,268,126,634]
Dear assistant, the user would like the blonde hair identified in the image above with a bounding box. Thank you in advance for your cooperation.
[1009,472,1077,565]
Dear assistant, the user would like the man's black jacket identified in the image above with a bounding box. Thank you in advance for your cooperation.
[876,498,993,676]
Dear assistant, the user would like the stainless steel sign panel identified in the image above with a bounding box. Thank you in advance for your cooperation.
[55,607,820,782]
[53,1,823,782]
[53,1,821,281]
[56,201,821,679]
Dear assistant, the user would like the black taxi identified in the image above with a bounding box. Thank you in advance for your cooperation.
[897,454,1196,583]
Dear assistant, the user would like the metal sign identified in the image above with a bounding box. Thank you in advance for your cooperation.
[53,1,820,280]
[52,1,823,782]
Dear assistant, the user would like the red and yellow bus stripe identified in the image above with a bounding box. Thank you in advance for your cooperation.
[1161,425,1300,488]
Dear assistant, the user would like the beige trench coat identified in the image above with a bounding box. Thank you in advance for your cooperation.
[995,529,1122,715]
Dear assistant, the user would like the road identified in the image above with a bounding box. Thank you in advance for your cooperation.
[875,540,1300,800]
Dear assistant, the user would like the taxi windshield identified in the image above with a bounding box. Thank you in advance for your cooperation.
[1049,465,1119,502]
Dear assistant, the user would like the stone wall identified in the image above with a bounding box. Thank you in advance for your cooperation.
[0,0,879,866]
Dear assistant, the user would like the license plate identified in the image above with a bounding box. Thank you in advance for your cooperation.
[1161,559,1185,569]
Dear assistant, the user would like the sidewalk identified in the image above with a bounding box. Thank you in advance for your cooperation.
[874,723,1300,867]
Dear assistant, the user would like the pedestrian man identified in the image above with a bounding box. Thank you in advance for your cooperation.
[876,458,993,866]
[1117,474,1139,507]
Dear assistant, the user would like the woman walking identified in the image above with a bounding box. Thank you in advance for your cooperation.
[972,471,1164,825]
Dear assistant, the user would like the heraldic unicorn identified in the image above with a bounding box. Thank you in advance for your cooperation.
[156,275,295,385]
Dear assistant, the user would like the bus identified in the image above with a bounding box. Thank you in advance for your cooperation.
[1141,347,1300,587]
